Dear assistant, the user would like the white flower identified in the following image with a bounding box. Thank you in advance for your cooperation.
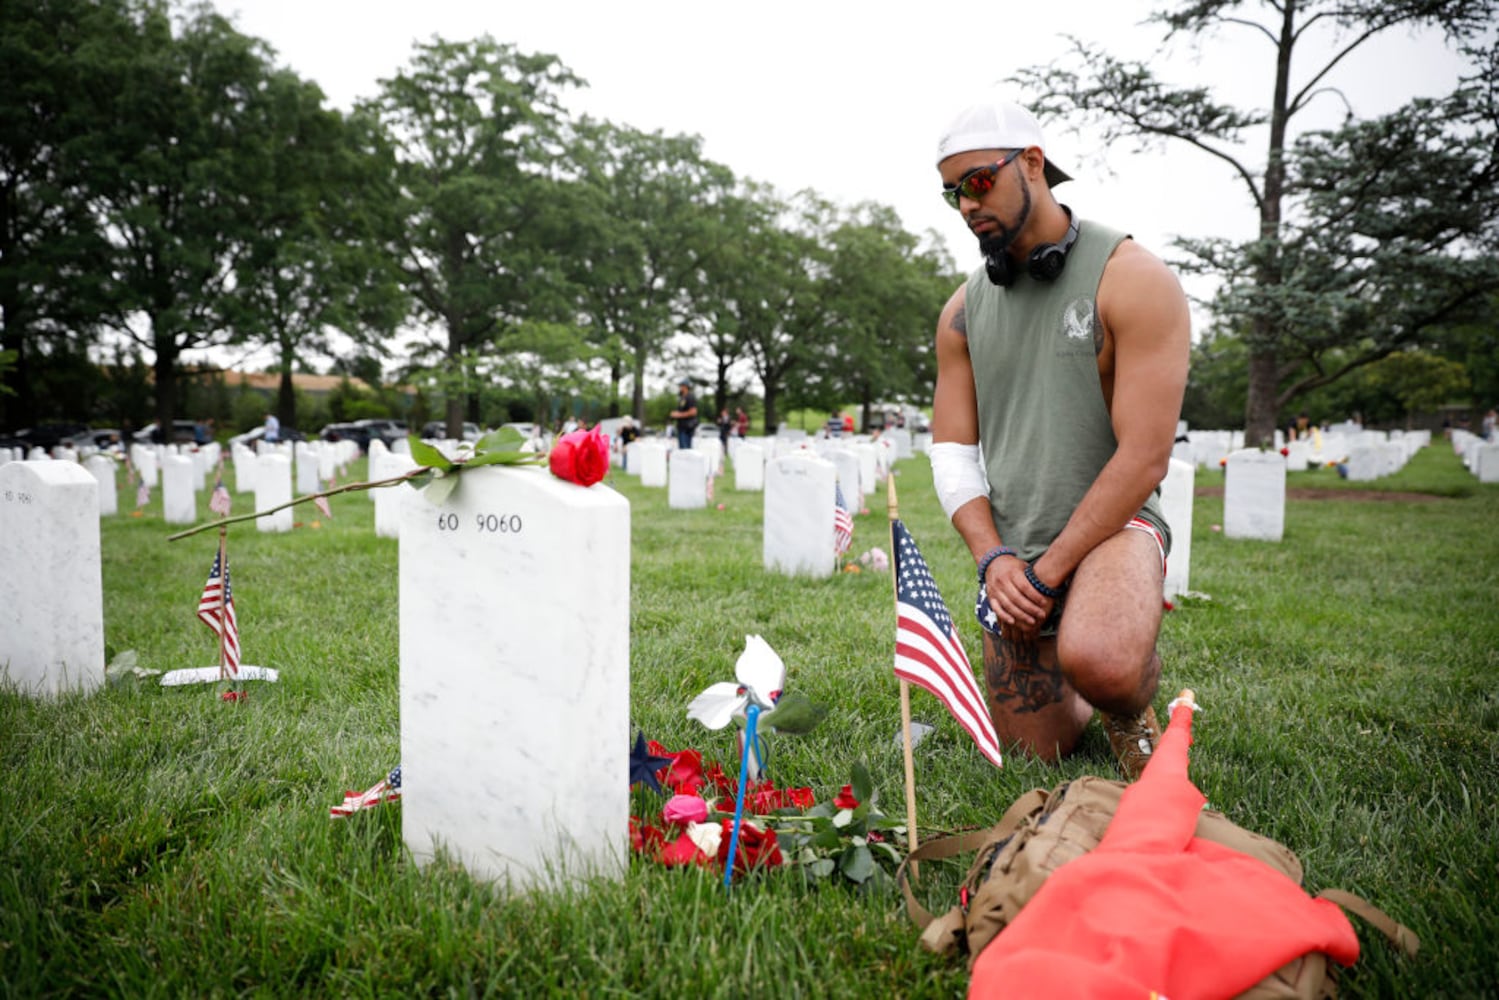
[685,821,723,858]
[685,634,787,730]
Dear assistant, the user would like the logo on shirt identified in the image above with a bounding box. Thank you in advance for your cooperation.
[1062,298,1095,341]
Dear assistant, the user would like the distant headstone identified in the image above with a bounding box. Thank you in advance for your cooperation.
[1159,458,1194,600]
[668,449,708,509]
[1476,443,1499,484]
[885,427,913,459]
[295,442,320,495]
[232,444,257,494]
[255,454,294,532]
[638,442,668,488]
[0,461,104,696]
[734,443,765,491]
[1344,446,1381,482]
[372,452,418,538]
[855,443,878,497]
[1224,449,1285,541]
[1285,441,1311,472]
[84,455,117,516]
[399,465,629,885]
[829,448,861,503]
[763,453,837,577]
[162,454,196,524]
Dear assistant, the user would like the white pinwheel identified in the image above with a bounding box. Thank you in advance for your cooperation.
[686,635,786,730]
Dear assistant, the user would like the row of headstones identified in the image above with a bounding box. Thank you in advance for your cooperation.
[0,452,625,888]
[1450,429,1499,482]
[1176,426,1430,481]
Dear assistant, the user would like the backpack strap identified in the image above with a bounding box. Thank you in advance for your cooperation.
[897,788,1049,929]
[1317,888,1421,958]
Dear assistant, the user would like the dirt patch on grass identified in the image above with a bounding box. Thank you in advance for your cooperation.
[1193,486,1447,503]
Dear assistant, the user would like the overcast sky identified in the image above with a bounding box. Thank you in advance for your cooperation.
[220,0,1472,353]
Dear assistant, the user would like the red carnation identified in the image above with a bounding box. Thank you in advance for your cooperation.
[717,818,782,876]
[833,784,860,810]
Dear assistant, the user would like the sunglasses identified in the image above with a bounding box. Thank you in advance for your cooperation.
[941,148,1024,209]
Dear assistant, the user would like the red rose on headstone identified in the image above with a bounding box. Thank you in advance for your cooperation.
[549,427,610,487]
[833,784,860,810]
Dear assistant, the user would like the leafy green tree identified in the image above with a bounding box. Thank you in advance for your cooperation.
[83,3,283,434]
[226,68,406,431]
[1012,0,1498,445]
[558,119,738,420]
[0,0,131,428]
[812,204,955,428]
[362,37,580,438]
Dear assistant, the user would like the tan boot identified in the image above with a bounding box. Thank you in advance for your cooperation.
[1103,705,1161,782]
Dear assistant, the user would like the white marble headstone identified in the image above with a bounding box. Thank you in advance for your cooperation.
[1285,441,1311,472]
[763,453,837,578]
[399,465,630,886]
[1476,443,1499,483]
[373,452,418,538]
[232,444,257,494]
[0,461,104,696]
[295,443,320,496]
[855,443,878,496]
[162,454,196,524]
[829,449,861,504]
[255,454,294,532]
[637,442,668,488]
[1159,458,1194,600]
[1224,449,1285,541]
[734,443,765,491]
[84,455,118,516]
[668,449,708,509]
[1343,446,1381,482]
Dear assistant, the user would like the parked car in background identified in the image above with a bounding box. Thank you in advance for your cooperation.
[66,428,125,453]
[15,421,90,451]
[132,421,199,444]
[353,418,407,447]
[226,425,305,449]
[420,420,482,442]
[319,422,374,452]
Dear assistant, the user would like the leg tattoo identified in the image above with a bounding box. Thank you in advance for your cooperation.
[984,634,1065,713]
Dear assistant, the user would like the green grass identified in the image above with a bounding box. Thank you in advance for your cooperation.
[2,444,1496,997]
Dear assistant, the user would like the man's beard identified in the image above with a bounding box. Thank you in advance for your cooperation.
[974,176,1033,260]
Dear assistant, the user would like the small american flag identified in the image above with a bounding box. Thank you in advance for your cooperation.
[892,519,1003,767]
[833,481,855,557]
[314,471,335,519]
[196,551,240,677]
[706,471,715,502]
[329,765,402,817]
[136,478,150,508]
[209,476,231,516]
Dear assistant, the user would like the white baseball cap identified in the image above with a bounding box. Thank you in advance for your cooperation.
[935,96,1072,187]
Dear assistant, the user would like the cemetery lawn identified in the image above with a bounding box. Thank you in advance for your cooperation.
[3,444,1496,997]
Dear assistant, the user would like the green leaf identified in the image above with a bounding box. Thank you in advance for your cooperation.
[851,761,874,806]
[458,449,542,469]
[407,470,434,491]
[476,426,527,453]
[407,435,454,472]
[838,844,875,883]
[810,825,843,851]
[806,858,836,879]
[759,691,827,734]
[421,473,459,507]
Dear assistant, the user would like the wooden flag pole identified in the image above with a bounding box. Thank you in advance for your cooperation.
[886,474,921,876]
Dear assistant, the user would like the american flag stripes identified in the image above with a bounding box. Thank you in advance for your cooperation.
[196,551,240,677]
[329,765,402,817]
[209,475,231,516]
[136,479,150,508]
[314,471,335,518]
[833,481,855,557]
[891,519,1003,768]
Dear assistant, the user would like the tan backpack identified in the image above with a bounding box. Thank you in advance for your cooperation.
[898,775,1419,998]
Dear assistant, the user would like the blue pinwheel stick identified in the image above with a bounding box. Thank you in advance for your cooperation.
[723,703,761,890]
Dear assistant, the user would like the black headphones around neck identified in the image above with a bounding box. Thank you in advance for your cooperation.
[985,205,1080,287]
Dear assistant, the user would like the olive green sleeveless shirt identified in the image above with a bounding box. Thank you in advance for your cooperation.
[964,220,1169,562]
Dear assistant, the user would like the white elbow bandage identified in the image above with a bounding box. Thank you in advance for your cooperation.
[929,442,989,521]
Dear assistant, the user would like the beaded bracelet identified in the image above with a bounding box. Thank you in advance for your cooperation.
[1024,563,1066,600]
[976,546,1018,583]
